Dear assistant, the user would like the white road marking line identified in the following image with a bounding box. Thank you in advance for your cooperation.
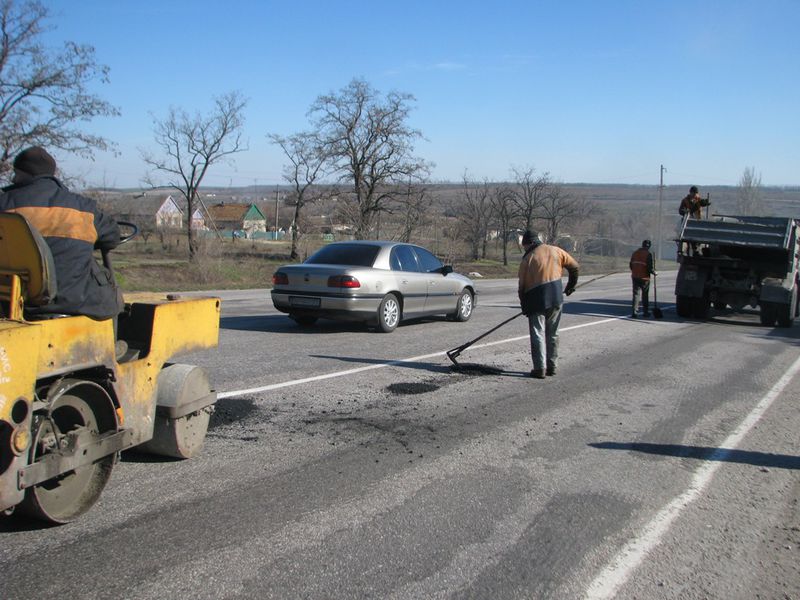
[217,316,623,399]
[584,353,800,600]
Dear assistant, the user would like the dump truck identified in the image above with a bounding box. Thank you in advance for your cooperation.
[0,213,220,523]
[674,214,800,327]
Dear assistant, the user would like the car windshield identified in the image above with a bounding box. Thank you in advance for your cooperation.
[305,244,380,267]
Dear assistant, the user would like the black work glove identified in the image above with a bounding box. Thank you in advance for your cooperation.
[564,286,575,296]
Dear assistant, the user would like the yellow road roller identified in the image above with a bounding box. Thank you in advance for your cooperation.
[0,212,220,523]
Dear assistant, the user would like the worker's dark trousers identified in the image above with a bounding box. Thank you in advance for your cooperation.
[632,277,650,316]
[527,305,562,372]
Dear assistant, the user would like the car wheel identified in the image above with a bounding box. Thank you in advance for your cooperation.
[377,294,401,333]
[451,289,473,322]
[290,314,317,327]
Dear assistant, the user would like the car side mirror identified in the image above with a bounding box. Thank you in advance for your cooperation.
[440,265,453,275]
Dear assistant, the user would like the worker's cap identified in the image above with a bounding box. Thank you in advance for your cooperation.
[13,146,56,177]
[521,230,542,245]
[689,185,699,194]
[642,239,652,248]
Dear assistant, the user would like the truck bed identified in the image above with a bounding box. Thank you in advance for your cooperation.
[678,215,793,249]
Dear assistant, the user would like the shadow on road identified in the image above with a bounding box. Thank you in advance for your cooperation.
[220,314,457,334]
[590,441,800,470]
[309,354,532,378]
[220,314,369,334]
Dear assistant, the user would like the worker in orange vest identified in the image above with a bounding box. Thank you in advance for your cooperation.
[629,240,656,318]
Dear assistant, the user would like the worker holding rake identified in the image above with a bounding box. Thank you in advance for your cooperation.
[518,230,579,379]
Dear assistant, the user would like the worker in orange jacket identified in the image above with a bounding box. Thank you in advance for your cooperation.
[629,240,656,318]
[518,230,579,379]
[678,185,710,219]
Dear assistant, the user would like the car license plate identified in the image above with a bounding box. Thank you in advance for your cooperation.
[289,296,321,308]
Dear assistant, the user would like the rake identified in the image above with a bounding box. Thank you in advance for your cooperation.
[446,272,618,369]
[446,311,524,368]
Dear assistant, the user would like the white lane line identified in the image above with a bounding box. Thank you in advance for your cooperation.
[217,315,624,399]
[584,353,800,600]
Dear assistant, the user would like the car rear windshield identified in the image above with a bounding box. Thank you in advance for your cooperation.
[305,244,380,267]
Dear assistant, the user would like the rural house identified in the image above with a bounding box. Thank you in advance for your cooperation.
[205,202,267,237]
[112,195,183,231]
[109,194,209,232]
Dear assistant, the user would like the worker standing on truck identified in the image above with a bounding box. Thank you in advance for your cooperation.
[679,185,710,219]
[629,239,656,318]
[0,146,123,321]
[518,230,579,379]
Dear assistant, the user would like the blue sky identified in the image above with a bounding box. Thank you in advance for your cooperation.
[44,0,798,189]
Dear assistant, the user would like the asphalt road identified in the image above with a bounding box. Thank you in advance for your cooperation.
[2,272,799,599]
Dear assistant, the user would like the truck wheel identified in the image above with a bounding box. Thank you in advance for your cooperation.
[692,296,710,319]
[19,387,116,523]
[760,303,777,326]
[777,304,794,328]
[676,295,693,318]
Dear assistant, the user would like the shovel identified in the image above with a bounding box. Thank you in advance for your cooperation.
[652,273,663,319]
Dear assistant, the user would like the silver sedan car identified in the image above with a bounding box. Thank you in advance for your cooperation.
[270,241,476,332]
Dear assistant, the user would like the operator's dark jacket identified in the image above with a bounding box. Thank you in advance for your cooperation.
[0,175,123,319]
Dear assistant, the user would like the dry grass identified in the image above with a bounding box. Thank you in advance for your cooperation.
[110,235,635,293]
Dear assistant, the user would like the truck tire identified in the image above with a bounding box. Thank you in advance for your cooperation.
[676,295,693,318]
[692,296,710,320]
[777,304,794,328]
[776,289,797,327]
[760,303,777,326]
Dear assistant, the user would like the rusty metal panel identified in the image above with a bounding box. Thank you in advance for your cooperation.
[679,216,792,249]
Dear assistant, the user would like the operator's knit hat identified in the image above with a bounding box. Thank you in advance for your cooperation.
[13,146,56,177]
[522,230,542,245]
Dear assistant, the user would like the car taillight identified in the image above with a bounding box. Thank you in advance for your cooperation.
[272,272,289,285]
[328,275,361,288]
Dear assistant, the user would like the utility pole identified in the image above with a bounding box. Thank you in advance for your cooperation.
[656,164,666,261]
[274,186,279,240]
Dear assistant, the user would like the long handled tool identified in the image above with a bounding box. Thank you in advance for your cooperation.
[652,273,663,319]
[446,271,618,368]
[446,311,523,367]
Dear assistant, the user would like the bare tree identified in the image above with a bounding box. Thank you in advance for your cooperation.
[538,183,598,244]
[0,0,120,180]
[269,131,327,259]
[509,165,549,231]
[309,78,431,238]
[141,92,247,259]
[453,173,493,260]
[736,166,766,216]
[396,178,431,243]
[490,183,516,266]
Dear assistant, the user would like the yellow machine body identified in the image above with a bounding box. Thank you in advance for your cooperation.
[0,213,220,522]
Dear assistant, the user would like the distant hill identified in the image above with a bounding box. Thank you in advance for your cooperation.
[90,182,800,219]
